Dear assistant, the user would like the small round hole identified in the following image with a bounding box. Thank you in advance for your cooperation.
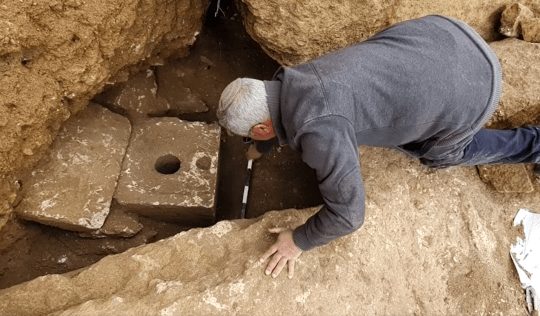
[155,154,181,174]
[196,156,211,170]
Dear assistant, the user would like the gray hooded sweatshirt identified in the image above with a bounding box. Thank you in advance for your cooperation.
[263,15,502,251]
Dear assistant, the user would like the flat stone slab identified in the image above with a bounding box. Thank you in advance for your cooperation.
[114,118,220,226]
[15,102,131,232]
[478,164,534,193]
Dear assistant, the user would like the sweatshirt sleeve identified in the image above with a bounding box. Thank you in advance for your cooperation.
[292,116,366,251]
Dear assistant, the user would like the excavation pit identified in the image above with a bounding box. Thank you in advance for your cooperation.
[0,0,323,290]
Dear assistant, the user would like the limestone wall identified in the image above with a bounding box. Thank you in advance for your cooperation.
[0,0,211,230]
[235,0,540,66]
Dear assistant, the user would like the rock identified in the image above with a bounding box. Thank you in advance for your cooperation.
[155,66,209,115]
[90,209,142,238]
[114,118,220,226]
[235,0,529,66]
[92,69,170,120]
[0,147,531,315]
[522,18,540,42]
[200,55,216,67]
[15,103,131,232]
[0,0,211,232]
[478,164,534,193]
[487,39,540,129]
[499,3,535,38]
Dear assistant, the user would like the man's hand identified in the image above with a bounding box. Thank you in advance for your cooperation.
[260,227,302,279]
[246,144,263,160]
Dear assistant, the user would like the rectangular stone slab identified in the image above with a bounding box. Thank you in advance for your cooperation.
[114,118,220,226]
[15,102,131,231]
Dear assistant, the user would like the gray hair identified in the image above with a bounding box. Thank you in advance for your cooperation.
[217,78,270,137]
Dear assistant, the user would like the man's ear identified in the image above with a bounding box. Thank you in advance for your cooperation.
[251,120,275,140]
[252,124,269,136]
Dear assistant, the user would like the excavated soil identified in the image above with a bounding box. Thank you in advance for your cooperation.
[0,1,323,290]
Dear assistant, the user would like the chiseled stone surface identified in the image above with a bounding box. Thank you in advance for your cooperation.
[0,147,534,316]
[477,164,534,193]
[114,118,220,226]
[15,103,131,232]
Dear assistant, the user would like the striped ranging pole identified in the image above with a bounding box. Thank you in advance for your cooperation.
[240,159,253,219]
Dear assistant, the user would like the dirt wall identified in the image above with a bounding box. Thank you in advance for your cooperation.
[0,0,211,231]
[235,0,540,66]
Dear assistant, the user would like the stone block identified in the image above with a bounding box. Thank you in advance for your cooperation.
[15,103,131,231]
[499,3,535,38]
[477,164,534,193]
[155,65,209,115]
[114,118,220,226]
[94,67,208,119]
[93,69,170,119]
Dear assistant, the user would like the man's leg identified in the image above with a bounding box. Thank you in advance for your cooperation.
[458,127,540,166]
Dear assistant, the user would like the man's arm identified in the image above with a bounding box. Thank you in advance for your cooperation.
[293,116,365,251]
[259,116,365,278]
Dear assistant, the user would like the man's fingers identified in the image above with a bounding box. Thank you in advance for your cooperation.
[271,257,288,278]
[260,228,301,279]
[259,245,278,263]
[265,253,282,275]
[288,258,295,279]
[268,227,284,234]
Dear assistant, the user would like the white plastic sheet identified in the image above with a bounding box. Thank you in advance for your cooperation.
[511,209,540,313]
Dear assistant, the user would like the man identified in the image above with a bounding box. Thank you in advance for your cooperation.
[217,15,540,279]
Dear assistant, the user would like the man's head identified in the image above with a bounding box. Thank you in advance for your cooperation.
[217,78,273,139]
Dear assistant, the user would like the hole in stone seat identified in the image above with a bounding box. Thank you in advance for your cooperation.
[155,154,181,174]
